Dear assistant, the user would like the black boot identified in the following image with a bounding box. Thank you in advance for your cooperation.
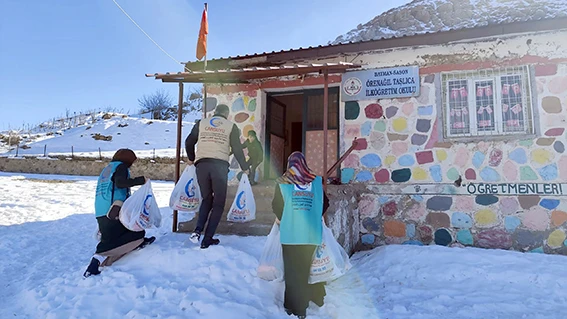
[137,236,156,250]
[200,237,220,249]
[83,257,101,278]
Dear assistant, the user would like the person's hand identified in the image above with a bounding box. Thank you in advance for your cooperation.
[187,161,194,166]
[275,218,281,225]
[244,169,250,176]
[144,177,149,184]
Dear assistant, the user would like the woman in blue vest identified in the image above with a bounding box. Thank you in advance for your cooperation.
[272,152,329,318]
[83,149,155,277]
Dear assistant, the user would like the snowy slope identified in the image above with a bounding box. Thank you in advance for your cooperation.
[1,114,196,158]
[333,0,567,44]
[2,172,567,318]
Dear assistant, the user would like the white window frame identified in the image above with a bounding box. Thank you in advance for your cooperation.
[441,66,534,139]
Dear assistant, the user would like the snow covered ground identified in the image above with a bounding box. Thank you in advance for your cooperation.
[1,172,567,319]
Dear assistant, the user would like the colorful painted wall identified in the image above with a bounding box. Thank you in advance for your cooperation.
[203,89,264,184]
[339,56,567,253]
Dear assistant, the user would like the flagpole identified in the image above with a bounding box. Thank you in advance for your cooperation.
[202,3,208,120]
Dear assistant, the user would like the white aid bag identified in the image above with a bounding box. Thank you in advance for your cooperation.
[169,165,201,212]
[227,173,256,222]
[308,221,352,284]
[120,181,162,231]
[257,222,284,281]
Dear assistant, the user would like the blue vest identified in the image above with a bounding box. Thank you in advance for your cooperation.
[279,176,323,245]
[94,161,130,217]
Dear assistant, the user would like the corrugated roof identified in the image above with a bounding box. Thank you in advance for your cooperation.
[183,16,567,71]
[146,62,361,83]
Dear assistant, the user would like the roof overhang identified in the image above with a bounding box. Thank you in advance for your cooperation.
[146,62,361,84]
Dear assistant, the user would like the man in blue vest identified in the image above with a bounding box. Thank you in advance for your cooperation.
[185,104,250,249]
[83,149,155,277]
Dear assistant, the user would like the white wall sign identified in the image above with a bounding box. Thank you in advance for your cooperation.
[341,66,420,102]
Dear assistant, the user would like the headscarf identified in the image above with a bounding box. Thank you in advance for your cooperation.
[276,152,316,185]
[112,148,137,167]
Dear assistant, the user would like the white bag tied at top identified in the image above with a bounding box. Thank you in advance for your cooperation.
[227,173,256,222]
[169,165,201,212]
[120,181,162,232]
[308,220,352,284]
[257,222,284,281]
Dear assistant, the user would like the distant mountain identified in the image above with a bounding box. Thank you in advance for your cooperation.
[332,0,567,44]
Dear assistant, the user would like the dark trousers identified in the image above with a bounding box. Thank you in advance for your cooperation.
[247,158,261,183]
[282,245,326,317]
[195,160,229,239]
[95,216,145,254]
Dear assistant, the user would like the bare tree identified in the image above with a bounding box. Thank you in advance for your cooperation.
[138,90,173,120]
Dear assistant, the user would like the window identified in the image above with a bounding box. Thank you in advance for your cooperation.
[442,66,534,138]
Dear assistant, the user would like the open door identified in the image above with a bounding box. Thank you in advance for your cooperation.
[303,87,340,177]
[265,96,286,179]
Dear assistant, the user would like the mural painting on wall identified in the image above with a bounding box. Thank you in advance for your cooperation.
[344,64,567,254]
[212,91,261,182]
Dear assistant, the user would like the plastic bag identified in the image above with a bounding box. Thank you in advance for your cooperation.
[120,181,162,231]
[169,165,201,212]
[257,222,284,281]
[308,221,352,284]
[227,173,256,222]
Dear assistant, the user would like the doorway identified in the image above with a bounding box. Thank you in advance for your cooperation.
[265,87,340,180]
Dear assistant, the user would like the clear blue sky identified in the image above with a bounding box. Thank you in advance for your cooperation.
[0,0,408,130]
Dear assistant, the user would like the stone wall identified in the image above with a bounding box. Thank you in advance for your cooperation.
[0,157,177,181]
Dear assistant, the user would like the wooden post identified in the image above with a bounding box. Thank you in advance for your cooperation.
[44,145,47,157]
[98,147,102,160]
[173,82,184,232]
[71,146,74,158]
[15,144,19,157]
[323,69,329,192]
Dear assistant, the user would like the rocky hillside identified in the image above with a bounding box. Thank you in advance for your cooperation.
[332,0,567,44]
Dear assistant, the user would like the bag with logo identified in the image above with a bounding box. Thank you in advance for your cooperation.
[119,181,162,231]
[308,221,352,284]
[169,165,201,212]
[227,173,256,222]
[257,222,284,281]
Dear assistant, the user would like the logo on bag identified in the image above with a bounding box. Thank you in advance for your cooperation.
[140,194,152,227]
[185,178,196,198]
[315,244,324,258]
[236,191,246,209]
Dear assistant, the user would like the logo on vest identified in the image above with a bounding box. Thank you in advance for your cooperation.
[293,182,312,192]
[205,118,226,133]
[210,118,222,127]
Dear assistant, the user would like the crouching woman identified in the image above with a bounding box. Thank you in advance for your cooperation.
[83,149,155,277]
[272,152,329,318]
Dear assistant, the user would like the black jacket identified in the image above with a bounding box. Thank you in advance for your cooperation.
[242,139,264,164]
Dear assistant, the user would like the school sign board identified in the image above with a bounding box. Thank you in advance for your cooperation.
[341,66,420,102]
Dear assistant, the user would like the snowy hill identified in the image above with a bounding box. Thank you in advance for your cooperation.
[332,0,567,44]
[1,113,198,158]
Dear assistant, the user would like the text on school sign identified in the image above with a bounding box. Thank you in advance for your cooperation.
[465,183,566,195]
[341,66,420,101]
